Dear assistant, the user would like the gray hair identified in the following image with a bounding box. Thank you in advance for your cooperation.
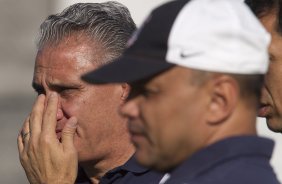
[37,1,136,63]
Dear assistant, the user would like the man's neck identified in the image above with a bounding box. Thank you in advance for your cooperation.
[80,146,135,184]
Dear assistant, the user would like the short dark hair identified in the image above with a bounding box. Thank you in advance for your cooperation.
[37,1,136,64]
[191,70,264,106]
[231,74,264,104]
[245,0,282,34]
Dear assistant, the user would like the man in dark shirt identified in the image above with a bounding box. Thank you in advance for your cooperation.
[76,156,160,184]
[83,0,280,183]
[245,0,282,134]
[17,2,162,184]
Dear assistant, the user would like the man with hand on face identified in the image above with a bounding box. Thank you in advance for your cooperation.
[83,0,280,183]
[245,0,282,133]
[17,2,162,184]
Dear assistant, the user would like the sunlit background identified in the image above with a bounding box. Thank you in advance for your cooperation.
[0,0,281,183]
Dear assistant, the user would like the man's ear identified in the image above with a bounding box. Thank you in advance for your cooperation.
[121,83,131,101]
[206,75,239,125]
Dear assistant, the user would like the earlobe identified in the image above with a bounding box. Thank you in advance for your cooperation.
[207,76,239,125]
[121,83,131,101]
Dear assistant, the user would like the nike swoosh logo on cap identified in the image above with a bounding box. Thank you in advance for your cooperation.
[180,51,202,58]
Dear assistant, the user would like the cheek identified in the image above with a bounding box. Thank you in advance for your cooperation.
[153,95,205,152]
[265,71,275,87]
[141,100,185,153]
[60,95,89,119]
[265,67,282,102]
[266,61,282,85]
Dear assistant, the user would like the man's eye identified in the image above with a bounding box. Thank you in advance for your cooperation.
[142,88,159,97]
[59,88,77,97]
[128,87,157,100]
[59,88,70,94]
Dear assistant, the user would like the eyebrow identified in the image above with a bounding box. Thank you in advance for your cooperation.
[32,82,42,91]
[32,82,82,91]
[32,82,44,94]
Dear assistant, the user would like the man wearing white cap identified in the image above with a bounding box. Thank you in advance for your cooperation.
[83,0,280,183]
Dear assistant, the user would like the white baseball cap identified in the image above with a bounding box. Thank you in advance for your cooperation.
[83,0,271,84]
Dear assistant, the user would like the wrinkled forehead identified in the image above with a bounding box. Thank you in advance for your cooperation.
[37,33,106,64]
[36,38,105,69]
[35,48,94,71]
[33,47,102,86]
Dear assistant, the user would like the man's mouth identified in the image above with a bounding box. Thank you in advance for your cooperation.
[258,104,271,117]
[129,132,146,146]
[128,126,146,144]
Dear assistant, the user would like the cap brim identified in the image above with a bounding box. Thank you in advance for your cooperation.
[82,56,175,84]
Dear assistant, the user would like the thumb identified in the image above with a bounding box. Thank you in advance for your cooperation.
[61,117,77,149]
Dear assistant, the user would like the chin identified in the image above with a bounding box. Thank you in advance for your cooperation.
[134,148,155,167]
[134,149,171,172]
[266,118,282,133]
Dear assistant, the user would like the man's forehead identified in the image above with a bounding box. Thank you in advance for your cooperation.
[37,34,105,65]
[35,50,100,77]
[260,12,277,31]
[260,10,282,38]
[33,60,94,86]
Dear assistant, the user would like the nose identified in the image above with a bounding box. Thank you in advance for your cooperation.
[119,99,139,119]
[57,107,64,121]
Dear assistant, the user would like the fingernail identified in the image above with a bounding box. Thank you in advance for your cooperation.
[68,117,78,128]
[50,92,57,98]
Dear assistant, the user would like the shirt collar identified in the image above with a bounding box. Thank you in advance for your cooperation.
[106,154,149,175]
[75,155,148,184]
[169,136,274,180]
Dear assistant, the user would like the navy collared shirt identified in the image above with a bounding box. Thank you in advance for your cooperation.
[75,155,162,184]
[163,136,280,184]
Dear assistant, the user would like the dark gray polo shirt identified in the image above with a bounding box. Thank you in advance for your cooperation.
[162,136,280,184]
[75,155,162,184]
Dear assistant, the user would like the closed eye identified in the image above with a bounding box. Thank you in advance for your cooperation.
[128,79,159,100]
[58,87,76,96]
[32,82,81,96]
[142,87,159,98]
[128,86,159,100]
[50,84,82,98]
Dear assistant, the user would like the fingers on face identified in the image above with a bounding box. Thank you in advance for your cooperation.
[42,93,58,137]
[17,94,60,165]
[62,117,78,150]
[18,94,46,153]
[18,93,59,149]
[29,94,46,138]
[17,131,24,154]
[17,115,31,159]
[22,116,31,147]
